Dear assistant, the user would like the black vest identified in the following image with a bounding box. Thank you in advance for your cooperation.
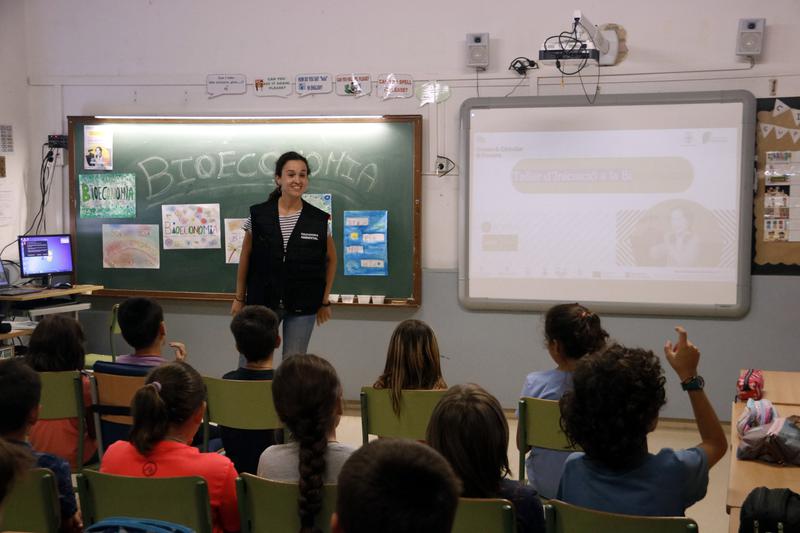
[246,199,328,314]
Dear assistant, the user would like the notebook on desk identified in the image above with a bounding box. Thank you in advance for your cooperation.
[0,267,43,296]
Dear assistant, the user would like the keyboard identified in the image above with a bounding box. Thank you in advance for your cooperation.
[0,287,44,296]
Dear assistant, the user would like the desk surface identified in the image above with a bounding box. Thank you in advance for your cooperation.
[0,284,103,302]
[0,329,30,341]
[727,401,800,511]
[756,370,800,406]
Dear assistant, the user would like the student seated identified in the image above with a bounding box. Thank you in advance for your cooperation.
[115,297,187,366]
[258,353,355,531]
[25,315,97,470]
[332,439,461,533]
[100,362,239,533]
[220,305,282,474]
[557,327,727,516]
[0,358,82,532]
[373,319,447,415]
[518,302,608,498]
[427,384,546,533]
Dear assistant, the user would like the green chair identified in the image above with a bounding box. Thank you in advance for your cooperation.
[85,303,121,368]
[517,397,580,483]
[77,470,213,533]
[39,370,87,471]
[0,468,61,533]
[202,376,283,452]
[452,498,517,533]
[236,473,336,533]
[543,500,698,533]
[360,387,447,444]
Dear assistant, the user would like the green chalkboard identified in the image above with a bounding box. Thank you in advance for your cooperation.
[68,116,422,305]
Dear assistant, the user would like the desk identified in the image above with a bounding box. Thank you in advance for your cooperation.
[0,329,31,342]
[753,370,800,406]
[727,398,800,531]
[0,284,104,303]
[0,284,104,332]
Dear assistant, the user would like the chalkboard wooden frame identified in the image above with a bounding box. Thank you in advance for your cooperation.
[68,115,422,306]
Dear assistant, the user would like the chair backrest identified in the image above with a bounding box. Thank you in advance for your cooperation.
[90,362,149,457]
[77,470,214,533]
[0,468,61,533]
[236,473,336,533]
[543,500,698,533]
[109,303,121,359]
[517,397,580,482]
[38,370,85,470]
[360,387,447,444]
[202,376,282,452]
[452,498,517,533]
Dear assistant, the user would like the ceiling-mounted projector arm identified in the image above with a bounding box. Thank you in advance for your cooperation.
[573,10,609,55]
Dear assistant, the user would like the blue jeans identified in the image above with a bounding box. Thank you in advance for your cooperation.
[237,310,315,368]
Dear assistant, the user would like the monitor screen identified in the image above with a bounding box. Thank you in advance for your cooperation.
[18,234,74,278]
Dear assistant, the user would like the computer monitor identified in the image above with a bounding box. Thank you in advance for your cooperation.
[18,234,74,280]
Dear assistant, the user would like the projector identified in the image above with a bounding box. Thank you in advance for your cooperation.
[539,10,619,67]
[538,42,600,66]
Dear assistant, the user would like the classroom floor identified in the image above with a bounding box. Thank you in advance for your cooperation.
[336,409,732,533]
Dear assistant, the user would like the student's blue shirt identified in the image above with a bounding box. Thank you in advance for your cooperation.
[11,440,77,519]
[557,447,709,516]
[518,368,573,499]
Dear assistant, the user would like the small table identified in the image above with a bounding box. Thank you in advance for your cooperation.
[0,283,104,326]
[754,370,800,406]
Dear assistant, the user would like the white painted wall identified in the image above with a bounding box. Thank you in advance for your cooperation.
[0,0,30,267]
[12,0,800,417]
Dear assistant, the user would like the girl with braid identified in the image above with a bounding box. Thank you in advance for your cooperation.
[100,362,239,533]
[517,302,609,499]
[258,353,354,533]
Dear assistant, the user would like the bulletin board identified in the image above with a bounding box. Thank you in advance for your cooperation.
[68,115,422,305]
[752,97,800,274]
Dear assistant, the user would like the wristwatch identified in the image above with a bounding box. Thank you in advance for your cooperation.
[320,301,331,307]
[681,375,705,391]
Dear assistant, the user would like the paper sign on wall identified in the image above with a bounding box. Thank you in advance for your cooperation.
[207,74,247,98]
[295,73,333,97]
[162,203,221,249]
[79,173,136,218]
[102,224,160,269]
[224,218,247,264]
[343,210,388,276]
[254,76,293,97]
[84,125,113,170]
[377,74,414,99]
[335,74,372,97]
[0,125,13,152]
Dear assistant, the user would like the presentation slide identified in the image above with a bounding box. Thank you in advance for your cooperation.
[465,101,747,309]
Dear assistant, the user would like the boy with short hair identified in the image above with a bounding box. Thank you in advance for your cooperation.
[0,358,82,532]
[332,439,461,533]
[115,297,187,366]
[220,305,281,474]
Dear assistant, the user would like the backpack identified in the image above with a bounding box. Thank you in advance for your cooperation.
[738,369,765,401]
[739,487,800,533]
[85,517,195,533]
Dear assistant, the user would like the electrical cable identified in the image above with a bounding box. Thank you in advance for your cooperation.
[475,68,480,97]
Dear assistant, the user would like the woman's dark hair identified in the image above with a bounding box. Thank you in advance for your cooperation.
[374,319,446,416]
[560,343,666,469]
[129,362,205,455]
[544,303,608,360]
[272,353,341,533]
[26,315,86,371]
[267,151,311,202]
[426,384,510,498]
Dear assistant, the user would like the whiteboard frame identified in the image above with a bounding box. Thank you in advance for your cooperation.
[458,91,756,317]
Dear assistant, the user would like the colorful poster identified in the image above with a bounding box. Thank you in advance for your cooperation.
[83,125,113,170]
[224,218,247,264]
[162,203,221,249]
[335,74,372,97]
[303,192,333,234]
[102,224,160,269]
[79,173,136,218]
[343,210,388,276]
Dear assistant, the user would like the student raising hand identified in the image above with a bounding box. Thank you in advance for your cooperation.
[663,326,700,382]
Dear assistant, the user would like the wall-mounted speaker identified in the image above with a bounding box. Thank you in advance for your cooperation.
[736,18,765,57]
[466,33,490,70]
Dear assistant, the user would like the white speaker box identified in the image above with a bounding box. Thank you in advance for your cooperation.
[466,33,489,69]
[736,18,765,57]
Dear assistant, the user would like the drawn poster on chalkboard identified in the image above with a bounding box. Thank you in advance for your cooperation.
[102,224,160,269]
[83,125,113,170]
[162,204,221,250]
[343,210,388,276]
[224,218,247,264]
[304,193,333,234]
[79,173,136,218]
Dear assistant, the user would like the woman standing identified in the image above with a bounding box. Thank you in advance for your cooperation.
[231,151,336,357]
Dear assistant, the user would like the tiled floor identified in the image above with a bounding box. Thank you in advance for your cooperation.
[336,411,732,533]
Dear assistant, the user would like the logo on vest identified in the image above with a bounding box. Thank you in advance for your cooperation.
[300,232,319,241]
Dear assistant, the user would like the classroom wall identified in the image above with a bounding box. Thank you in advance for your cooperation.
[0,0,30,263]
[15,0,800,418]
